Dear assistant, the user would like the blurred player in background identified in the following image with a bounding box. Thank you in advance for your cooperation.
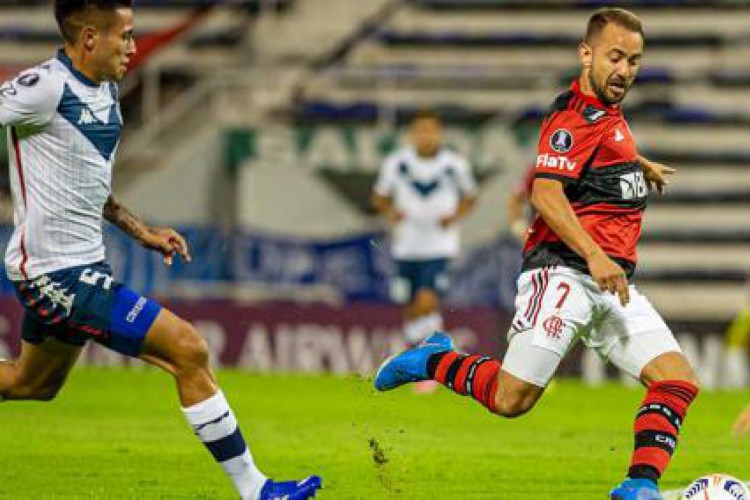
[375,8,699,499]
[0,1,321,499]
[723,300,750,385]
[733,401,750,436]
[723,284,750,434]
[506,163,535,243]
[372,110,477,392]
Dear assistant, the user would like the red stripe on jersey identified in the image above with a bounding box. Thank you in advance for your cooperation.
[568,95,579,111]
[574,97,584,113]
[11,127,29,280]
[525,205,643,264]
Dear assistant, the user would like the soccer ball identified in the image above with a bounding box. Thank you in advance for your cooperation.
[682,474,750,500]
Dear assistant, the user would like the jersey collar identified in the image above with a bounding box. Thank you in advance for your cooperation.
[407,146,444,162]
[57,49,100,88]
[571,79,620,115]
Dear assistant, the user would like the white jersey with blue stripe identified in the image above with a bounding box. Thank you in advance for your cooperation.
[375,146,477,260]
[0,50,121,281]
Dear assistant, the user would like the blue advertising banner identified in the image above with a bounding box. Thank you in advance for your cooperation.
[232,229,392,302]
[0,226,522,307]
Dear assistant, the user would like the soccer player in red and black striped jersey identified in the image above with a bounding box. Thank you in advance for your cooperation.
[375,8,699,499]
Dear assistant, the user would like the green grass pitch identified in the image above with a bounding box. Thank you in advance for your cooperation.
[0,368,748,499]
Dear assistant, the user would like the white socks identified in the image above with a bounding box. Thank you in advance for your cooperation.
[404,312,444,345]
[182,390,267,500]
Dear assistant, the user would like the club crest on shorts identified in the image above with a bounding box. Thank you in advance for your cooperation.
[543,315,565,340]
[550,129,573,153]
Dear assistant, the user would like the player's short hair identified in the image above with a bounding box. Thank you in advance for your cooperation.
[54,0,132,44]
[584,7,644,44]
[410,109,442,125]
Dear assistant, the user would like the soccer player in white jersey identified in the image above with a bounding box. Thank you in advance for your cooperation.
[372,110,477,392]
[0,2,321,499]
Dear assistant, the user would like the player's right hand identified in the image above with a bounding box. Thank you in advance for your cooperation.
[587,251,629,306]
[732,403,750,436]
[139,226,192,266]
[388,210,404,225]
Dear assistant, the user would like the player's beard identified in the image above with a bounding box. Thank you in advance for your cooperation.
[589,72,629,106]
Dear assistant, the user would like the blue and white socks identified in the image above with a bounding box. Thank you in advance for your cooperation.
[182,390,267,500]
[404,312,444,345]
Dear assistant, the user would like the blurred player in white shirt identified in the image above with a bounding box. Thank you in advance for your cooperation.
[0,1,320,498]
[372,111,477,391]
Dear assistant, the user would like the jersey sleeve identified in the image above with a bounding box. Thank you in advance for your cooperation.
[0,68,63,128]
[534,111,603,182]
[453,155,478,197]
[374,154,399,196]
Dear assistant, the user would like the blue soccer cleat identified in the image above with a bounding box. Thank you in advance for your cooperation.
[374,331,454,391]
[259,475,322,500]
[610,478,663,500]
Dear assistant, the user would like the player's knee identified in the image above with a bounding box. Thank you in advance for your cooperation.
[173,322,210,374]
[641,352,700,389]
[681,374,701,391]
[412,290,438,315]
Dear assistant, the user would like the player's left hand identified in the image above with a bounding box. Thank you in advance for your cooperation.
[732,403,750,436]
[440,213,460,228]
[139,226,192,266]
[639,156,676,195]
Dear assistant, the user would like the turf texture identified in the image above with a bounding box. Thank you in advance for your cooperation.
[0,368,748,499]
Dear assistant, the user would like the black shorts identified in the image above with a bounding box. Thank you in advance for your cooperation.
[390,258,450,304]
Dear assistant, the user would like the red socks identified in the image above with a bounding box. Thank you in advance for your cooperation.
[628,380,699,482]
[427,352,501,412]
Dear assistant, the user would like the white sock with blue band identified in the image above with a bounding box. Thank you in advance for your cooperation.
[182,390,267,500]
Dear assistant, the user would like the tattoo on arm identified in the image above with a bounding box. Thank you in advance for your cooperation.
[103,195,147,242]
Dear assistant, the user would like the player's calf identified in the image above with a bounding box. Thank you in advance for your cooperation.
[623,352,700,486]
[2,379,63,401]
[141,310,322,500]
[492,371,544,418]
[375,332,545,417]
[0,360,65,401]
[0,340,81,402]
[429,351,542,418]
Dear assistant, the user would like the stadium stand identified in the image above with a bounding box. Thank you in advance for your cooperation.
[288,0,750,320]
[2,0,749,321]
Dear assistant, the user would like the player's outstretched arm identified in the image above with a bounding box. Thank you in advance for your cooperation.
[732,402,750,436]
[506,189,528,241]
[531,178,629,305]
[371,192,403,225]
[638,154,676,195]
[440,194,477,227]
[103,194,191,266]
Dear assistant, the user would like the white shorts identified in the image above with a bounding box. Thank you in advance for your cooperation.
[502,266,683,387]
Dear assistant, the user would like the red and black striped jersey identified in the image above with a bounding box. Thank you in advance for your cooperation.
[522,80,647,278]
